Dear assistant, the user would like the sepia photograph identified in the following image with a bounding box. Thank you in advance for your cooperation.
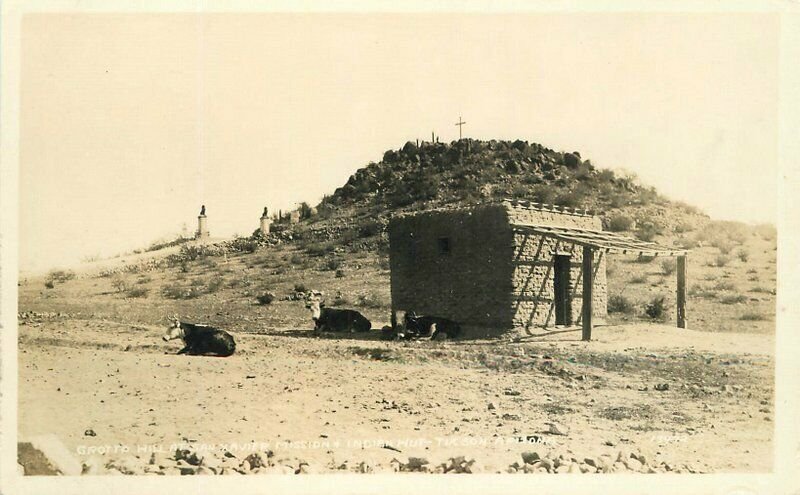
[2,1,799,494]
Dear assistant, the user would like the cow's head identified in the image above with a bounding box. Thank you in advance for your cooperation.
[305,294,325,320]
[163,316,185,342]
[403,311,418,329]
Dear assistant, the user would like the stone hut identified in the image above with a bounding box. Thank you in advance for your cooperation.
[388,200,688,339]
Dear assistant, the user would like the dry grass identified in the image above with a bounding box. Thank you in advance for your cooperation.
[606,220,775,333]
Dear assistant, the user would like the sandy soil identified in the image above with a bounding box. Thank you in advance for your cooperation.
[18,317,773,474]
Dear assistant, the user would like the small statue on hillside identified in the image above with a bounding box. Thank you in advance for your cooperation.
[262,206,268,218]
[200,205,206,216]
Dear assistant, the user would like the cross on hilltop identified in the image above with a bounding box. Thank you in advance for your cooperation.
[455,116,466,140]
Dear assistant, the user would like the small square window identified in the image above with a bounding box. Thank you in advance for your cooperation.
[437,237,451,255]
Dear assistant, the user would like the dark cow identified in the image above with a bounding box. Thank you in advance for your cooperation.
[162,318,236,357]
[305,298,371,334]
[403,312,462,340]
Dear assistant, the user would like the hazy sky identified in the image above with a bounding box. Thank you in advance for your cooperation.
[20,13,779,273]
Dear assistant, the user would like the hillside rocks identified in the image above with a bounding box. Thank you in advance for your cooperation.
[19,311,79,322]
[67,445,700,475]
[96,258,167,278]
[506,449,696,474]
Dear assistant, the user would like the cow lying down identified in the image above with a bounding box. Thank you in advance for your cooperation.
[305,297,372,334]
[163,318,236,357]
[385,312,462,341]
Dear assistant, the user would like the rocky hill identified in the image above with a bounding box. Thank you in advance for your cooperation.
[273,138,708,249]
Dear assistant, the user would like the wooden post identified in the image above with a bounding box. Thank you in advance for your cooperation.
[677,255,687,328]
[582,246,593,341]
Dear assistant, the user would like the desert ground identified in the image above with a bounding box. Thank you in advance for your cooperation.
[16,224,776,475]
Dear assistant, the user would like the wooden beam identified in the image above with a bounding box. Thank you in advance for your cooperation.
[677,255,687,328]
[582,246,593,341]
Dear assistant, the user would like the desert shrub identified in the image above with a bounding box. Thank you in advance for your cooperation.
[378,257,390,270]
[737,249,749,262]
[178,244,204,261]
[751,286,775,294]
[290,254,303,265]
[44,280,55,289]
[358,220,383,238]
[229,237,259,254]
[337,228,359,245]
[294,283,307,293]
[111,276,129,293]
[607,191,628,209]
[511,184,529,198]
[634,186,661,206]
[206,276,225,293]
[305,242,335,257]
[573,162,593,181]
[644,296,667,321]
[715,241,735,255]
[554,190,583,208]
[147,236,191,252]
[162,283,202,299]
[335,269,345,278]
[607,214,634,232]
[357,291,390,309]
[635,222,662,242]
[125,286,149,298]
[331,293,353,307]
[675,236,700,249]
[722,222,749,245]
[298,202,314,220]
[137,275,152,284]
[608,294,635,314]
[702,221,748,249]
[673,220,692,234]
[720,294,747,305]
[660,258,677,275]
[597,168,616,182]
[689,285,717,299]
[325,258,342,271]
[740,311,767,321]
[633,254,655,264]
[256,292,275,305]
[179,261,190,273]
[714,280,735,291]
[200,257,218,268]
[712,254,731,267]
[674,200,702,216]
[629,274,648,284]
[45,269,76,286]
[530,184,556,205]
